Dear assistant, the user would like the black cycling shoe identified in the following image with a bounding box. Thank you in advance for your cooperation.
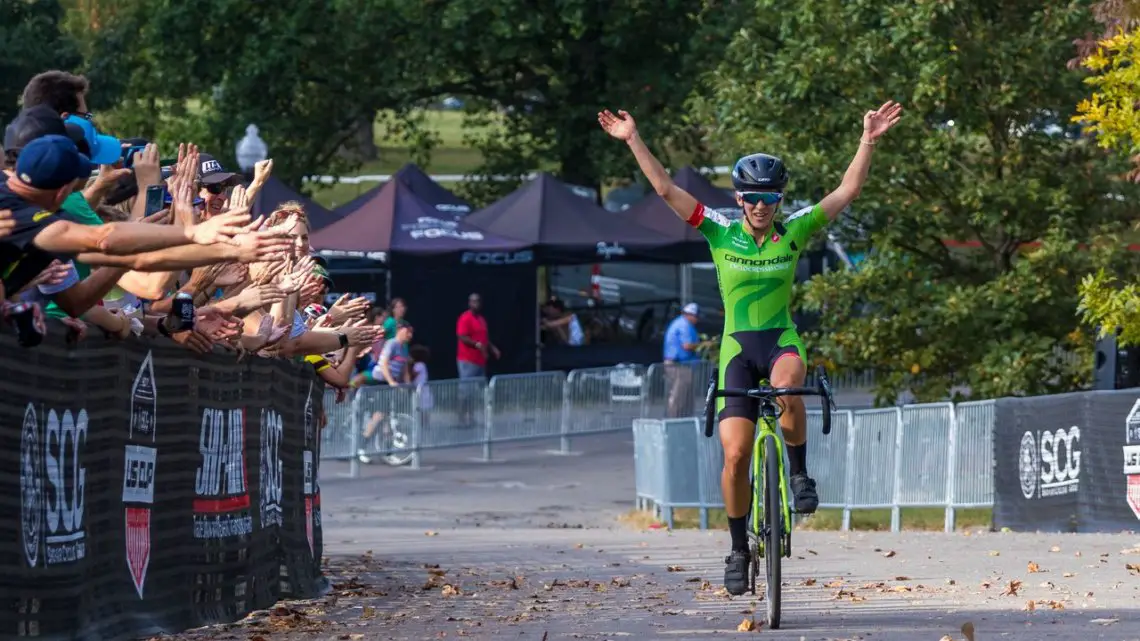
[724,550,750,596]
[791,472,819,514]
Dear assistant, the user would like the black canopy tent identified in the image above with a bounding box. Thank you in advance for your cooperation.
[310,179,537,380]
[332,163,472,219]
[462,173,684,265]
[251,176,340,231]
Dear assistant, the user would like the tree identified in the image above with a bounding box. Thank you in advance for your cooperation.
[0,0,81,125]
[693,0,1140,403]
[60,0,471,187]
[418,0,734,205]
[1072,0,1140,347]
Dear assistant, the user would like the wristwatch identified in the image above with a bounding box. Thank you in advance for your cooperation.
[337,332,349,349]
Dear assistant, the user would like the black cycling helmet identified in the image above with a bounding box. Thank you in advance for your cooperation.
[731,153,788,192]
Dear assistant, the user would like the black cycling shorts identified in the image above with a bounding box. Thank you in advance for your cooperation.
[715,328,806,423]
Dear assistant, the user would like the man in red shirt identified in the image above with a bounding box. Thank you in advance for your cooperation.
[456,292,499,378]
[456,292,498,428]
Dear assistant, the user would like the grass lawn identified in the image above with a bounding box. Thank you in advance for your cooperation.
[620,507,993,532]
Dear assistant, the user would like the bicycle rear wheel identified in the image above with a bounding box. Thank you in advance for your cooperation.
[763,434,782,629]
[383,413,415,466]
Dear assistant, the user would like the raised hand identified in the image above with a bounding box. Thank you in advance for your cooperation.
[598,109,638,141]
[342,323,385,347]
[133,143,161,187]
[863,101,904,142]
[249,259,288,286]
[0,209,13,239]
[187,208,253,245]
[196,306,242,341]
[328,294,370,324]
[231,229,293,263]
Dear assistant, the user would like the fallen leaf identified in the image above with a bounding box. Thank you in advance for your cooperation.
[429,568,448,577]
[890,585,912,592]
[823,580,844,588]
[361,606,376,620]
[1091,617,1119,625]
[425,531,439,537]
[962,621,976,641]
[946,578,957,585]
[592,583,606,593]
[1049,545,1061,553]
[611,576,631,587]
[666,565,686,572]
[441,584,460,597]
[1047,600,1065,610]
[337,635,365,641]
[883,550,897,558]
[893,576,910,581]
[1002,580,1022,596]
[1063,572,1075,578]
[989,550,1001,557]
[802,578,817,586]
[1025,600,1036,612]
[1126,563,1140,574]
[1039,581,1055,589]
[574,543,584,549]
[940,637,954,641]
[685,577,701,583]
[807,549,818,555]
[737,618,756,632]
[1074,551,1082,557]
[1027,562,1041,573]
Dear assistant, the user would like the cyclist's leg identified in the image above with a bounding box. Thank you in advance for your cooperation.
[717,333,760,595]
[770,328,817,513]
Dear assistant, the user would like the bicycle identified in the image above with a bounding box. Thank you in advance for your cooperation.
[703,365,836,629]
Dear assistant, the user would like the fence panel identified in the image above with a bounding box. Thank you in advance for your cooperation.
[952,400,996,507]
[564,365,647,435]
[848,408,901,509]
[897,403,954,507]
[414,378,488,451]
[632,419,663,508]
[640,361,714,420]
[319,388,357,460]
[485,372,566,445]
[807,410,853,509]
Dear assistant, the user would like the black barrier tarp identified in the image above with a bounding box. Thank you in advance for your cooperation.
[0,329,324,641]
[993,388,1140,533]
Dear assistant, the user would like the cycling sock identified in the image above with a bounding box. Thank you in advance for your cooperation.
[727,516,749,552]
[788,443,807,477]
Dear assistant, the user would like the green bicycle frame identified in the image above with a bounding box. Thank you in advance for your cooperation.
[750,410,792,553]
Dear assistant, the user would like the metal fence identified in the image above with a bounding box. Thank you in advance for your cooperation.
[631,400,997,533]
[319,361,878,474]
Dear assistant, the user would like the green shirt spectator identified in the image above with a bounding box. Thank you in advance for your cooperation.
[44,192,102,320]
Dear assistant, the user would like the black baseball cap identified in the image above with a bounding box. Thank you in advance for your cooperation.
[198,152,238,186]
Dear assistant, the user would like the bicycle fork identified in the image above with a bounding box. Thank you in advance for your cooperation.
[751,423,794,559]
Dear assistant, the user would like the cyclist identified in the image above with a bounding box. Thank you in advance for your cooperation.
[599,100,902,595]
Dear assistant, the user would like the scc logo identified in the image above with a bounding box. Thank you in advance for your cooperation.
[1018,426,1081,500]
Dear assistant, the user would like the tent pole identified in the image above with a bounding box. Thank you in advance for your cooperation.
[535,268,542,372]
[680,263,692,306]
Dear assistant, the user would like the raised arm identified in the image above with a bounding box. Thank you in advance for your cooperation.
[598,109,697,221]
[818,101,903,221]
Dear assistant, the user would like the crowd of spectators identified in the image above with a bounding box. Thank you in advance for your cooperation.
[0,69,411,403]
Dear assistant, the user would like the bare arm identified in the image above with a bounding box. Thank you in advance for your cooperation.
[78,242,239,273]
[319,347,361,388]
[818,101,903,221]
[34,220,193,255]
[599,109,698,220]
[49,266,129,317]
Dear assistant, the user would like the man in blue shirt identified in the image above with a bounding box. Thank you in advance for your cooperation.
[663,302,703,417]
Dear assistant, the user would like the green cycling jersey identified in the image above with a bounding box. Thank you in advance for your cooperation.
[688,202,828,335]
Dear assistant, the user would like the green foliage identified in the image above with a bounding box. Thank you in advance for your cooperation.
[1079,269,1140,346]
[0,0,81,125]
[694,0,1140,403]
[1075,29,1140,151]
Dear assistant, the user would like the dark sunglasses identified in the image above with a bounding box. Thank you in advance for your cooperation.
[203,183,228,195]
[73,111,96,122]
[739,191,784,206]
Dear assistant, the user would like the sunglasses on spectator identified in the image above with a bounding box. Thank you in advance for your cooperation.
[202,183,229,195]
[738,191,784,206]
[72,111,95,122]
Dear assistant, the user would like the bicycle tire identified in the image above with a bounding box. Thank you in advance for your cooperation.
[763,434,782,629]
[383,413,415,467]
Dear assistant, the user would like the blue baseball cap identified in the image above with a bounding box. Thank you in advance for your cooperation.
[16,135,96,190]
[63,114,120,165]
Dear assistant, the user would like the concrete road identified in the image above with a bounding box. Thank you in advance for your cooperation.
[158,433,1140,641]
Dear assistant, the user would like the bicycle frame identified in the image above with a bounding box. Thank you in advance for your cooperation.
[751,403,792,551]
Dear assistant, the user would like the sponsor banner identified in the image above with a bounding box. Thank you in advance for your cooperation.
[994,390,1140,532]
[0,329,324,641]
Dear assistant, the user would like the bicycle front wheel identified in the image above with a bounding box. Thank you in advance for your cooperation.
[763,434,783,629]
[383,413,415,467]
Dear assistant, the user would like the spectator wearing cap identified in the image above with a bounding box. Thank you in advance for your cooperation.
[664,302,704,417]
[197,153,240,218]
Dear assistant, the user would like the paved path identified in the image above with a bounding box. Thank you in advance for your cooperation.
[158,433,1140,641]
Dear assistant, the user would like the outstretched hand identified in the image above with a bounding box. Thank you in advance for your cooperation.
[863,101,903,142]
[598,109,638,142]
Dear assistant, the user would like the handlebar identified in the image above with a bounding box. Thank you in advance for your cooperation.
[703,365,837,438]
